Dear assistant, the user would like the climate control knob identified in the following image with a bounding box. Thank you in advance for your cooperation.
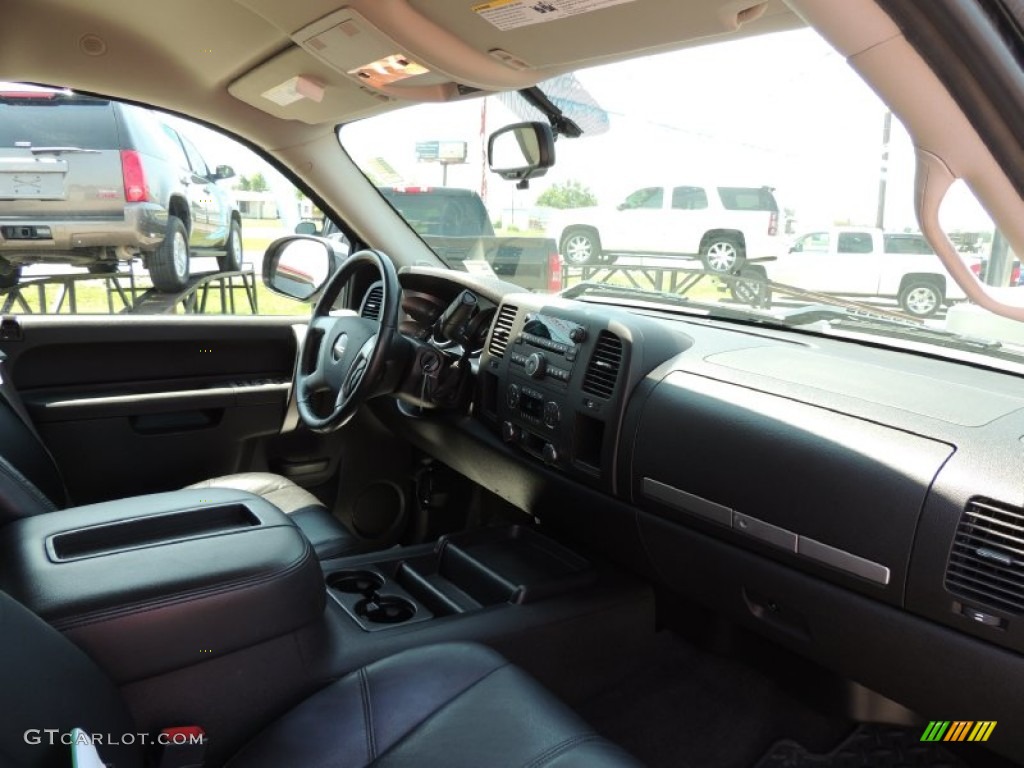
[542,443,559,465]
[501,421,521,443]
[524,352,547,379]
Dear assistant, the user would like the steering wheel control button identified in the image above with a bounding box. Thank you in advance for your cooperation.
[332,333,349,361]
[524,352,547,378]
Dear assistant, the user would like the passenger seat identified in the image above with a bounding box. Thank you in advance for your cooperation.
[1,589,642,767]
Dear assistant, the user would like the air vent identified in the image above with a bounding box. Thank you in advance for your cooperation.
[360,283,383,319]
[582,331,623,399]
[945,498,1024,614]
[488,304,517,358]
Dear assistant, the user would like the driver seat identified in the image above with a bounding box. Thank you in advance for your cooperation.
[0,388,359,559]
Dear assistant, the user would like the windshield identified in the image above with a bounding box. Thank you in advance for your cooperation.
[338,27,1023,364]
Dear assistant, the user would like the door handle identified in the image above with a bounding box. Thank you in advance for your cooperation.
[180,176,191,185]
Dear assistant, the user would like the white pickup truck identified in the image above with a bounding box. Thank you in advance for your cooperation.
[760,227,977,317]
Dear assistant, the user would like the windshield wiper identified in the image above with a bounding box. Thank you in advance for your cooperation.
[28,146,101,156]
[561,281,768,322]
[778,303,1005,352]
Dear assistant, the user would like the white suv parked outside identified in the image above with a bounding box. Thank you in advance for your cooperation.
[549,183,783,271]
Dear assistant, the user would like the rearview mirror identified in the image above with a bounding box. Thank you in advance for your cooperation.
[487,122,555,184]
[262,236,336,301]
[294,220,320,236]
[213,164,235,181]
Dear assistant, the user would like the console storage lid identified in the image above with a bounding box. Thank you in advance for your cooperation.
[0,488,325,683]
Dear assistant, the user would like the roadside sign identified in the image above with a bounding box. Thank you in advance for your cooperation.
[415,141,439,161]
[416,140,467,164]
[438,141,467,162]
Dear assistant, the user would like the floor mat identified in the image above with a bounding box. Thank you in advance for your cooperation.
[755,725,971,768]
[575,630,852,768]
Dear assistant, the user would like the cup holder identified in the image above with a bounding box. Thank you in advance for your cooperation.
[327,570,385,595]
[355,595,417,624]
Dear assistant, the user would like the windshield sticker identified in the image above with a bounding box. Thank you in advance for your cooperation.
[471,0,635,32]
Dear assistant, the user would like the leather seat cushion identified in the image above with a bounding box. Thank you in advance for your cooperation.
[186,472,360,559]
[227,642,642,768]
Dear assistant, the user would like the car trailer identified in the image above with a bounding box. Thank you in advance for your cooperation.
[0,267,259,315]
[559,258,922,322]
[560,258,776,308]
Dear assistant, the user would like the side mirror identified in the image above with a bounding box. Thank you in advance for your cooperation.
[487,122,555,184]
[213,164,235,181]
[294,220,320,236]
[262,236,337,301]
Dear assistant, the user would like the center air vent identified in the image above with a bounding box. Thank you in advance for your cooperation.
[582,330,623,399]
[360,283,383,320]
[945,498,1024,614]
[488,304,517,358]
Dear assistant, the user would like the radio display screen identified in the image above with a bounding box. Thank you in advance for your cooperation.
[523,314,575,346]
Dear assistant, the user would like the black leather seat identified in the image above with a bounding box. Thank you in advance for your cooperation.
[2,589,642,767]
[185,472,359,559]
[0,390,358,559]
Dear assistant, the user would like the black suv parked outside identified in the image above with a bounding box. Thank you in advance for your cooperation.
[0,88,242,291]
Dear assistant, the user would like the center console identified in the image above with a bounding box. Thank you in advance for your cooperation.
[478,301,635,489]
[0,488,325,684]
[324,526,597,632]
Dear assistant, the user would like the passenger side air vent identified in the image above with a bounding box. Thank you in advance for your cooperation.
[488,304,518,358]
[945,498,1024,614]
[582,331,623,399]
[360,283,383,320]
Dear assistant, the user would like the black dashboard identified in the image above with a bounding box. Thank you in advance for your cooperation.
[386,268,1024,761]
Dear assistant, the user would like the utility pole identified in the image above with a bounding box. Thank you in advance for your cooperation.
[479,99,488,204]
[987,230,1012,286]
[875,110,892,230]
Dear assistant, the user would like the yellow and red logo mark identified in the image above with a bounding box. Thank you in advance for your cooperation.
[921,721,996,742]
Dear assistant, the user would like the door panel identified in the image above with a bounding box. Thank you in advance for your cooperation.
[2,316,418,545]
[4,317,297,504]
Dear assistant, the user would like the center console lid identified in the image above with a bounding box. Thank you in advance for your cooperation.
[0,488,325,683]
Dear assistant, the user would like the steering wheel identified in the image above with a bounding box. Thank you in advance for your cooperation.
[295,249,402,433]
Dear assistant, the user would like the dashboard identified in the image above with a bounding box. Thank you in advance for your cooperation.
[383,267,1024,762]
